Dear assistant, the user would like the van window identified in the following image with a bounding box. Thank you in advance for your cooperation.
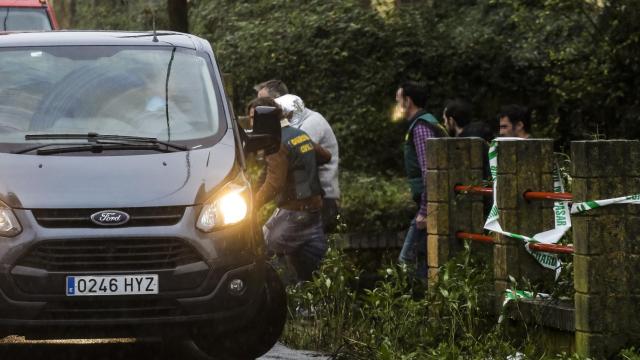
[1,8,52,31]
[0,46,224,146]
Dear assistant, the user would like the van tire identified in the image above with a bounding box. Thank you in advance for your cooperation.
[192,265,287,359]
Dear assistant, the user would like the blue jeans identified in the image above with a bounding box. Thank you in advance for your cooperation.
[263,208,327,283]
[399,218,427,278]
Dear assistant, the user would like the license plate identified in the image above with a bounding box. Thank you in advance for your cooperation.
[66,275,158,296]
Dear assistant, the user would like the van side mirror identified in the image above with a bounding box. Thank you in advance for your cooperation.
[244,106,281,155]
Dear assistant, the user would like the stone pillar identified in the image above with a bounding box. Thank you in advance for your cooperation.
[425,138,487,286]
[493,140,556,294]
[572,140,640,358]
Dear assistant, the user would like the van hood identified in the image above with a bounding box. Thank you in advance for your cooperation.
[0,143,236,209]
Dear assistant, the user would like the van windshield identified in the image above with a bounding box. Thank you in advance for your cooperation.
[0,46,224,146]
[1,7,52,31]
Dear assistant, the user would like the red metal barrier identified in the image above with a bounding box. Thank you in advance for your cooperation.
[455,231,574,254]
[456,231,494,243]
[454,185,493,195]
[454,185,573,202]
[523,191,573,201]
[528,242,574,254]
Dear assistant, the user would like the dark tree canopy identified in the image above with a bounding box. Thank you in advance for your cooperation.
[53,0,640,173]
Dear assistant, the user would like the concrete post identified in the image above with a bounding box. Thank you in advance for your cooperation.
[425,138,487,286]
[572,140,640,358]
[493,140,556,294]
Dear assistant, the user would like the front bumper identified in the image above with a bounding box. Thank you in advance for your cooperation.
[0,206,266,338]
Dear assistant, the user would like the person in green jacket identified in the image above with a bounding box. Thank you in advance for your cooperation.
[396,81,447,278]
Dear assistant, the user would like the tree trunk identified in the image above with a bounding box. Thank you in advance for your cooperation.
[167,0,188,33]
[51,0,75,28]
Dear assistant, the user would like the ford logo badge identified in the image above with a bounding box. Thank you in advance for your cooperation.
[90,210,130,226]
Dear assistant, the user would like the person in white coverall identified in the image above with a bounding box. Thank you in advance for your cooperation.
[255,80,340,233]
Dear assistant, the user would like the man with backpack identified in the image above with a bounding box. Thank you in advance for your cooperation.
[396,81,448,278]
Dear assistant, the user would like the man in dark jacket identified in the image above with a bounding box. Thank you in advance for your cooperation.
[396,81,447,278]
[443,99,494,142]
[251,97,331,283]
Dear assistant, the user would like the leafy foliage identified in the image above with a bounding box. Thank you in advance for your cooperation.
[339,171,415,233]
[64,1,168,31]
[60,0,640,173]
[190,0,407,172]
[284,242,518,359]
[284,242,639,359]
[190,0,640,173]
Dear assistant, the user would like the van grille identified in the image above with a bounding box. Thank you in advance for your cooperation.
[16,238,202,272]
[39,299,182,320]
[31,207,185,228]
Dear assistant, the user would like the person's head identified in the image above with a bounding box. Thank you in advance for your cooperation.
[443,99,473,136]
[274,94,305,121]
[459,121,494,143]
[246,96,282,129]
[498,104,531,138]
[396,81,427,120]
[254,79,289,98]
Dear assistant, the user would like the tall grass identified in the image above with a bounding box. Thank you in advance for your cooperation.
[283,241,519,359]
[282,239,640,359]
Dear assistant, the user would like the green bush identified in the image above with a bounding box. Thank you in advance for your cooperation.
[251,168,414,234]
[190,0,408,173]
[60,0,640,173]
[61,1,168,30]
[190,0,640,174]
[284,242,637,359]
[284,242,521,359]
[339,171,415,234]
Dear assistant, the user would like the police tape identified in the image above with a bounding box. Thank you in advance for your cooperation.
[484,139,570,279]
[481,139,640,277]
[571,194,640,214]
[501,288,550,308]
[498,288,551,323]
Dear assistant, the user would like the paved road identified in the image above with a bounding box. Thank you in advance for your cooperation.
[0,336,328,360]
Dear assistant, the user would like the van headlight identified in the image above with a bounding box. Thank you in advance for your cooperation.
[196,174,250,232]
[0,200,22,237]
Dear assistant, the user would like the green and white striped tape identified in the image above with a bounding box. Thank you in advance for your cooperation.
[480,139,639,277]
[502,288,550,307]
[498,288,551,323]
[484,139,571,279]
[571,194,640,213]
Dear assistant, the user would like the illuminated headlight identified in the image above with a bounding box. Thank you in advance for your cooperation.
[196,175,250,232]
[0,201,21,237]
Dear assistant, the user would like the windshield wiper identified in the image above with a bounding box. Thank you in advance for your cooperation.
[13,142,175,155]
[23,132,188,151]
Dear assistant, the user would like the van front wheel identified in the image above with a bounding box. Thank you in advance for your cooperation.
[192,265,287,359]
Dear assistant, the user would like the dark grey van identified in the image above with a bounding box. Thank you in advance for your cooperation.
[0,31,286,359]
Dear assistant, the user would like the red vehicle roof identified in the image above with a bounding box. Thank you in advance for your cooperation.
[0,0,58,30]
[0,0,47,7]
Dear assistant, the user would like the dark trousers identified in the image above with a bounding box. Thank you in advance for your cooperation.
[321,198,340,233]
[263,208,327,283]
